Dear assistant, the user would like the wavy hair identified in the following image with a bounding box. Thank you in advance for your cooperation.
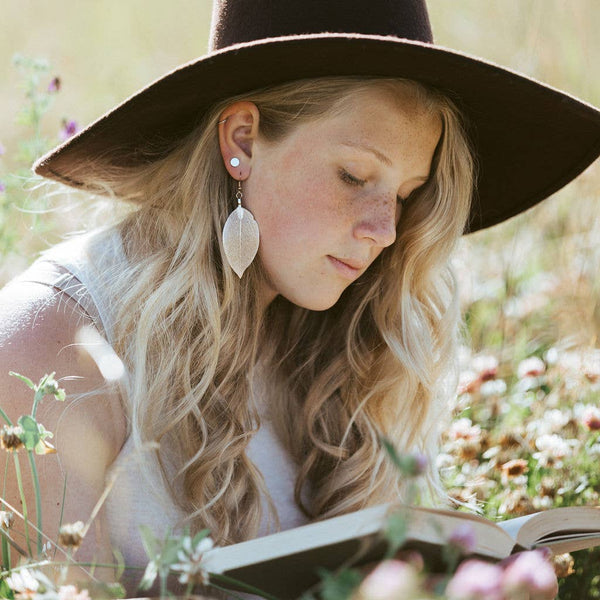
[69,77,474,545]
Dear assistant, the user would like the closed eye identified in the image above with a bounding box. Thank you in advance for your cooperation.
[339,168,366,187]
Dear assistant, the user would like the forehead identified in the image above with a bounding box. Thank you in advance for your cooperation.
[296,85,443,166]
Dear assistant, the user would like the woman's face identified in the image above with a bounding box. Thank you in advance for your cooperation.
[244,87,442,311]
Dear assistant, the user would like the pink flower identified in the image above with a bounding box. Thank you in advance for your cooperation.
[357,560,420,600]
[502,550,558,599]
[517,356,546,379]
[448,523,476,555]
[582,406,600,431]
[60,119,79,141]
[0,181,5,193]
[0,142,5,156]
[48,77,61,93]
[445,560,504,600]
[57,585,90,600]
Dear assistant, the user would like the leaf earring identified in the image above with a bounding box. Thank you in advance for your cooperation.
[222,159,260,278]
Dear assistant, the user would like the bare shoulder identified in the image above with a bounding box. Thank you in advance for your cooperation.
[0,278,126,568]
[0,277,127,453]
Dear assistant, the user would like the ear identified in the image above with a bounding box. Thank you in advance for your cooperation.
[217,101,260,180]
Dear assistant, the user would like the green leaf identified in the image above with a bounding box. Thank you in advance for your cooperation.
[8,372,35,391]
[0,577,15,599]
[17,415,41,451]
[139,525,159,560]
[317,568,362,600]
[384,510,408,556]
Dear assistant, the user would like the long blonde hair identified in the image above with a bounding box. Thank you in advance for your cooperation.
[70,77,474,545]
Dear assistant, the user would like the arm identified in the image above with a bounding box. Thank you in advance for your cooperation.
[0,279,127,582]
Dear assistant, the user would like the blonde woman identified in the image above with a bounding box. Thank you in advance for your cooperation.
[1,0,599,594]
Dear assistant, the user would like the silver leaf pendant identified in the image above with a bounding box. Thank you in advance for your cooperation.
[222,205,260,278]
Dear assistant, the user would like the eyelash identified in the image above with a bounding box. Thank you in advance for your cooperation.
[339,168,408,205]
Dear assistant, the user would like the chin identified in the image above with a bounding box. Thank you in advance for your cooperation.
[284,290,343,312]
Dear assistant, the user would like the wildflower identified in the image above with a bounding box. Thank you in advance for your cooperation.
[58,585,91,600]
[479,378,507,397]
[403,451,428,476]
[171,534,214,586]
[534,434,577,467]
[502,549,558,599]
[0,425,25,452]
[0,181,5,193]
[448,418,482,441]
[552,553,575,578]
[472,355,499,381]
[447,523,476,555]
[355,560,421,600]
[498,489,535,517]
[0,510,14,529]
[5,568,40,599]
[48,76,61,93]
[58,520,85,549]
[500,458,528,478]
[60,119,79,141]
[0,141,5,155]
[458,370,480,394]
[538,476,557,498]
[445,559,504,600]
[582,405,600,431]
[517,356,546,379]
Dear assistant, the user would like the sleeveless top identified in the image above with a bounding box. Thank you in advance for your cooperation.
[13,229,309,588]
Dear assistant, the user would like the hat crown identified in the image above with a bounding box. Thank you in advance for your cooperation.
[209,0,434,51]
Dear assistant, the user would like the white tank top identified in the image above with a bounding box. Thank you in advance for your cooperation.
[15,230,309,591]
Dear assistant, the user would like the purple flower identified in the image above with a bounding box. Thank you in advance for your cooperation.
[502,550,558,599]
[0,142,5,156]
[48,76,61,93]
[448,523,476,555]
[445,559,504,600]
[0,182,5,193]
[60,119,79,141]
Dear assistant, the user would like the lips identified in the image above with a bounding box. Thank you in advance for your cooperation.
[334,257,367,270]
[327,255,368,278]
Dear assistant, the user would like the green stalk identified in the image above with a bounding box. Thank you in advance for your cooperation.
[159,570,168,599]
[31,387,44,420]
[1,532,9,571]
[27,449,43,554]
[13,453,32,556]
[210,573,282,600]
[0,406,12,426]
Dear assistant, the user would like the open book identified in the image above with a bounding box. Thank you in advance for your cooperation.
[202,504,600,599]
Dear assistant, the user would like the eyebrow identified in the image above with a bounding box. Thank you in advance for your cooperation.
[340,142,429,181]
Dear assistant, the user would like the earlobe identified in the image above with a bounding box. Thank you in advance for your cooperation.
[217,101,260,180]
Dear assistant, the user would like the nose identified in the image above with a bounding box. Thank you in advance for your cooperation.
[352,196,398,248]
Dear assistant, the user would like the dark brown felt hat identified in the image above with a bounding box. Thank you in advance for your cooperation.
[34,0,600,232]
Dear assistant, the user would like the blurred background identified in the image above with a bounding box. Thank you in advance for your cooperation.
[1,1,599,596]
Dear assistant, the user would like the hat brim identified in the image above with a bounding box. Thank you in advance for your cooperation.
[33,34,600,232]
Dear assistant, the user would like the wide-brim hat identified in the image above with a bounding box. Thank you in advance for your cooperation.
[33,0,600,232]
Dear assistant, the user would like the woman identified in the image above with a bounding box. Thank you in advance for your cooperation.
[1,0,599,594]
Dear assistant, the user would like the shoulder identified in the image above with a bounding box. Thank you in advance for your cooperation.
[0,277,127,457]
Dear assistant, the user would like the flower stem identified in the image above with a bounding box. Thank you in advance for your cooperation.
[0,406,12,426]
[210,573,283,600]
[31,387,44,420]
[27,449,43,554]
[13,452,32,556]
[1,532,10,570]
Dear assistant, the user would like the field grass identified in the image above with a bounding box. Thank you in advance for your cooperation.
[1,1,599,598]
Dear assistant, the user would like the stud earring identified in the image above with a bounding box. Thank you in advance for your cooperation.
[222,179,260,278]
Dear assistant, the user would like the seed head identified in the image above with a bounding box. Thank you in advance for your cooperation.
[1,425,25,452]
[58,521,85,549]
[0,510,14,529]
